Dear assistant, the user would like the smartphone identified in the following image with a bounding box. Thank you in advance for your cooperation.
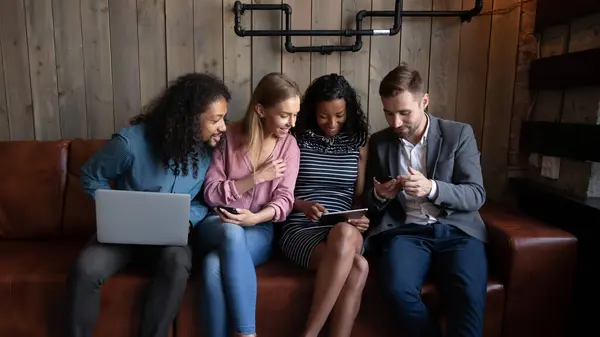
[217,206,239,215]
[377,175,394,183]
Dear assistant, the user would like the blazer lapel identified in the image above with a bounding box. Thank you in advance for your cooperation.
[426,115,443,179]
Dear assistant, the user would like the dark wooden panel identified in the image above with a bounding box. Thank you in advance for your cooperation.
[519,121,600,162]
[529,48,600,90]
[535,0,600,32]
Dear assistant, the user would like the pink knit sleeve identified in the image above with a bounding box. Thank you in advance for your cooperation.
[203,142,242,207]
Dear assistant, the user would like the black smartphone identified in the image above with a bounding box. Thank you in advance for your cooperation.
[377,175,394,183]
[217,206,239,215]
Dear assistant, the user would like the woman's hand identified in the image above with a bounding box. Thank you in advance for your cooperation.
[215,208,259,226]
[254,159,286,184]
[297,200,327,222]
[348,215,370,233]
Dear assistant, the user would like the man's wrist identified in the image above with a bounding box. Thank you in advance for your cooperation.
[373,187,387,202]
[427,179,438,200]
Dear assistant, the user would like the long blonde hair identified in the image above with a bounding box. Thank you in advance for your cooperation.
[240,72,300,169]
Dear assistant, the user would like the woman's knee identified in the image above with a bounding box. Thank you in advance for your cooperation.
[221,222,246,245]
[352,254,369,278]
[201,251,222,286]
[327,222,363,256]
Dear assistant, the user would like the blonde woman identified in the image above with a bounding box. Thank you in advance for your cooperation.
[197,73,301,337]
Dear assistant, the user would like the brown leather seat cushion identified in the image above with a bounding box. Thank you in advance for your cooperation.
[0,240,504,337]
[177,255,506,337]
[0,241,164,337]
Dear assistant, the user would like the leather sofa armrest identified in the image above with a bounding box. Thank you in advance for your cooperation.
[481,205,577,337]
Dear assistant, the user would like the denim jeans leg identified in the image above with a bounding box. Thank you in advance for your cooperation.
[196,216,273,337]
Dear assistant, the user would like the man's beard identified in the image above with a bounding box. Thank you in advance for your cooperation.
[205,132,225,149]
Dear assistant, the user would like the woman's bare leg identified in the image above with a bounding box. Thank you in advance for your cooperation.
[328,254,369,337]
[300,223,364,337]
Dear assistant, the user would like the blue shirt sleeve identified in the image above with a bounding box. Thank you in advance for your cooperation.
[80,135,134,199]
[188,177,210,227]
[189,200,207,227]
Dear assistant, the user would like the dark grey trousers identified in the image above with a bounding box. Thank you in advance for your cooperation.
[64,236,192,337]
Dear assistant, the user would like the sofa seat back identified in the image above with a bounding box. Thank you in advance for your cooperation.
[0,139,108,241]
[61,139,108,238]
[0,140,70,240]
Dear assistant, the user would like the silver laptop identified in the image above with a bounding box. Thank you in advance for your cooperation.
[95,189,191,246]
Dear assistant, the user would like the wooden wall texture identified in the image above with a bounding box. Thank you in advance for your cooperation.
[525,11,600,198]
[0,0,531,199]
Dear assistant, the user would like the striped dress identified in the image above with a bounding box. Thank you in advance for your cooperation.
[279,130,367,268]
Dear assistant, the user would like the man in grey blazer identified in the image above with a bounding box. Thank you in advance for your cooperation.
[363,63,488,337]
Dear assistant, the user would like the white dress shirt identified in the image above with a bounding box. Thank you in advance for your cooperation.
[374,116,441,225]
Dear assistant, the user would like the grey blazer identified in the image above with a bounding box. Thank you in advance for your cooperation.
[363,114,488,245]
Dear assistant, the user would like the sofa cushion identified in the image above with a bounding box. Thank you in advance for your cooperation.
[175,255,505,337]
[62,139,108,238]
[0,241,172,337]
[0,140,69,239]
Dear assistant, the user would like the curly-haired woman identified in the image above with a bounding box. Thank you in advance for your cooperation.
[279,73,371,337]
[64,72,230,337]
[197,72,301,337]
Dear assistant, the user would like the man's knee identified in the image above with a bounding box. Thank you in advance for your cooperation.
[158,246,192,278]
[455,275,487,309]
[69,248,116,285]
[383,272,423,305]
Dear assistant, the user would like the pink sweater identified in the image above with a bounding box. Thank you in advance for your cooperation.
[203,127,300,223]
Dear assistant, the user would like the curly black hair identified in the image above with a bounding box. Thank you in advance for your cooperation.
[130,72,231,178]
[292,73,369,138]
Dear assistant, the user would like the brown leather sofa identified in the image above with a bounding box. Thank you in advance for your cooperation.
[0,139,577,337]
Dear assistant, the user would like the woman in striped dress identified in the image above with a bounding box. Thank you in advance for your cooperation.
[279,74,371,337]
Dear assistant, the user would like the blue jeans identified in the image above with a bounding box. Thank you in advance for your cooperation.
[379,222,488,337]
[196,215,274,337]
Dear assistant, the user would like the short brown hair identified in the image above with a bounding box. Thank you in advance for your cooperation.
[379,62,424,98]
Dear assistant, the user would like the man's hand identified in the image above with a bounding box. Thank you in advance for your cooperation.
[400,167,432,198]
[215,208,259,226]
[373,176,404,200]
[348,215,370,233]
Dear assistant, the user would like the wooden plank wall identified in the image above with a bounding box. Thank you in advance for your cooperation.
[0,0,530,200]
[525,11,600,198]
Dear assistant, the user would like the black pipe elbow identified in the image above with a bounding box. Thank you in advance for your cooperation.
[356,10,367,22]
[234,25,244,37]
[285,41,295,53]
[461,0,484,22]
[282,3,292,15]
[233,1,243,14]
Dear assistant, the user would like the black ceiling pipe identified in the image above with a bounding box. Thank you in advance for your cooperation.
[232,0,483,54]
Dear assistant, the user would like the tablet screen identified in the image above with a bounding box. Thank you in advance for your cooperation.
[319,208,368,226]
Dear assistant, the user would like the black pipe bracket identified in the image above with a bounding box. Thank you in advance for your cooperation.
[233,0,483,54]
